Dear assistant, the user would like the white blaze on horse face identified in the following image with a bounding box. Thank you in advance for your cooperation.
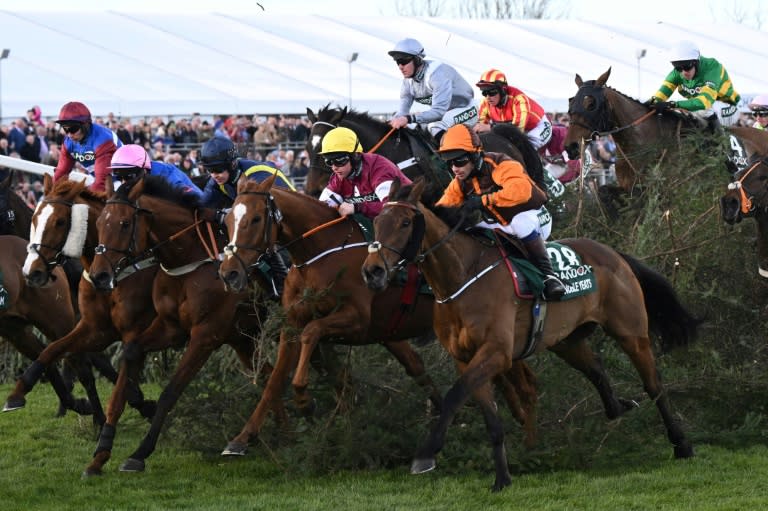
[23,203,55,275]
[311,134,322,152]
[226,202,249,257]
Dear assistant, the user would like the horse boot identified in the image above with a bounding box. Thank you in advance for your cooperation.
[266,251,289,300]
[523,235,565,301]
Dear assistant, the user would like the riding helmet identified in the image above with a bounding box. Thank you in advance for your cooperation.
[200,136,239,170]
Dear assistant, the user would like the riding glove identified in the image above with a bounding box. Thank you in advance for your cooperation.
[652,101,675,112]
[461,195,484,214]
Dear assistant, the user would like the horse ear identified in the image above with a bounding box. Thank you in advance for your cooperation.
[597,68,611,86]
[408,177,426,203]
[105,174,115,196]
[236,173,249,194]
[43,172,53,195]
[575,73,583,87]
[127,176,145,201]
[306,108,316,124]
[1,170,11,189]
[389,176,402,200]
[264,171,278,190]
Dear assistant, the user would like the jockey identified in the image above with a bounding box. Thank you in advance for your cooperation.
[318,126,412,220]
[198,136,294,210]
[107,144,203,200]
[53,101,122,192]
[748,95,768,130]
[435,124,565,301]
[648,40,741,130]
[198,135,293,299]
[387,38,478,143]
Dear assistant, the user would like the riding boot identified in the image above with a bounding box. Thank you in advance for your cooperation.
[433,130,445,146]
[705,113,721,135]
[523,235,565,301]
[266,251,289,299]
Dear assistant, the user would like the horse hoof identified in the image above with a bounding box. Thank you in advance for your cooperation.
[81,467,103,478]
[119,458,146,472]
[71,398,94,416]
[221,441,247,456]
[674,443,694,459]
[410,457,436,475]
[492,476,512,493]
[3,397,26,412]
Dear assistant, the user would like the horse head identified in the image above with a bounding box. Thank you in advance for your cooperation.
[89,176,153,292]
[721,157,768,225]
[305,104,348,196]
[362,177,427,292]
[23,174,97,288]
[564,68,615,160]
[219,173,281,292]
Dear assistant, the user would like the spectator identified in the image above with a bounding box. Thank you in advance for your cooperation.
[36,125,49,162]
[19,133,41,163]
[26,106,43,128]
[0,138,10,157]
[8,118,27,153]
[43,142,60,167]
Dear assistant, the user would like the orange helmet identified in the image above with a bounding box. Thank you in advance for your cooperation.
[476,68,507,89]
[438,124,482,160]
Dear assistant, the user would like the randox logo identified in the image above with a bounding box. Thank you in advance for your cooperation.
[453,107,478,124]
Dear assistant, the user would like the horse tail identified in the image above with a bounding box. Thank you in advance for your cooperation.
[618,252,703,352]
[490,123,545,189]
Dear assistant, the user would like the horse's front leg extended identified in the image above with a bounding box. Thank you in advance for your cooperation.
[291,307,365,414]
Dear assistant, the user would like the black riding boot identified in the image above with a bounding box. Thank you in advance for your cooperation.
[523,236,565,301]
[705,113,721,135]
[266,251,289,299]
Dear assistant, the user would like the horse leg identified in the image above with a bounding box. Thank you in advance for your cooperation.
[64,354,106,426]
[228,335,287,427]
[120,330,221,473]
[4,320,112,412]
[382,340,443,413]
[474,381,512,492]
[412,344,509,489]
[548,337,638,419]
[223,330,300,456]
[493,361,538,449]
[616,334,693,458]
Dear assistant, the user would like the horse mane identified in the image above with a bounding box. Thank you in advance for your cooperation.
[603,84,698,127]
[315,103,434,143]
[489,124,544,187]
[119,175,200,209]
[50,178,105,203]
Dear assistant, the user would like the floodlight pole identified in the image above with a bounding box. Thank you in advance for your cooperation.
[347,52,359,109]
[636,48,646,98]
[0,49,10,125]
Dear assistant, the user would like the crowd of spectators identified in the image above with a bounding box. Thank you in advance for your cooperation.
[0,108,315,203]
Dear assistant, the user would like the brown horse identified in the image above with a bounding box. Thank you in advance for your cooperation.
[361,178,701,491]
[563,67,751,192]
[0,235,90,414]
[4,175,157,424]
[84,174,280,475]
[0,171,32,238]
[720,128,768,277]
[216,175,538,456]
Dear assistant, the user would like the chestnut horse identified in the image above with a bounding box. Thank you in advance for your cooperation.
[361,178,701,491]
[0,235,89,414]
[6,175,157,422]
[84,175,280,475]
[564,67,750,192]
[720,128,768,277]
[216,175,539,456]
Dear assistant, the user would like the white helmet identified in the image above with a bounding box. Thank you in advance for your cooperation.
[669,40,700,63]
[749,94,768,113]
[388,38,426,59]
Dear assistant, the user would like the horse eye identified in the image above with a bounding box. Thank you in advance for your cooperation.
[249,216,261,225]
[55,217,66,227]
[119,220,131,230]
[401,218,411,227]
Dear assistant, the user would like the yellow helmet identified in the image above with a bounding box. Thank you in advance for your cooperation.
[319,127,363,155]
[438,124,482,160]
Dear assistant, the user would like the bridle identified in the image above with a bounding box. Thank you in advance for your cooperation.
[568,81,656,140]
[222,190,283,277]
[94,197,155,279]
[728,158,768,215]
[26,198,74,275]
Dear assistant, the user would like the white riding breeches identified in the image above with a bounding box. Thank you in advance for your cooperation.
[475,206,552,241]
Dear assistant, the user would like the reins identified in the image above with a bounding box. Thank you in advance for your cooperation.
[728,159,764,215]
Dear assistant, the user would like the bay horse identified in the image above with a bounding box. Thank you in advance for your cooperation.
[5,174,157,423]
[216,174,539,456]
[84,174,281,475]
[720,128,768,278]
[564,67,749,193]
[305,105,548,203]
[0,171,32,238]
[0,235,90,415]
[361,178,701,491]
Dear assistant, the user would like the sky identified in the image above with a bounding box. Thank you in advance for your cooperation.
[2,0,765,27]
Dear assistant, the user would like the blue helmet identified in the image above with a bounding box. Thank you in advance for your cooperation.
[201,136,238,170]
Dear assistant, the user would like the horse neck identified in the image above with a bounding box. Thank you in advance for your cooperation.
[140,196,210,264]
[81,196,105,269]
[418,207,479,298]
[10,192,33,239]
[273,189,363,263]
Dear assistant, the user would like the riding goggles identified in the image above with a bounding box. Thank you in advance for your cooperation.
[481,89,500,97]
[673,61,696,72]
[394,57,413,66]
[324,155,351,167]
[60,123,83,134]
[753,110,768,118]
[447,155,471,168]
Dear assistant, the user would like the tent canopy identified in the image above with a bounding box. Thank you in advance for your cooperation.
[1,11,765,121]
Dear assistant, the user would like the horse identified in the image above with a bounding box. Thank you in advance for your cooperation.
[5,174,157,424]
[720,128,768,278]
[0,235,92,415]
[563,67,753,193]
[0,171,33,238]
[216,174,539,456]
[361,177,701,491]
[304,105,549,204]
[83,174,281,475]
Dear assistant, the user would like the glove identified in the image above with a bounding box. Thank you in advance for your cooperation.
[652,101,675,112]
[643,98,657,107]
[461,195,484,215]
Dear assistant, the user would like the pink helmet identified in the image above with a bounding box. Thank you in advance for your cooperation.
[108,144,152,170]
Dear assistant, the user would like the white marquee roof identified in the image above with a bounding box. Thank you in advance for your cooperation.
[1,11,766,122]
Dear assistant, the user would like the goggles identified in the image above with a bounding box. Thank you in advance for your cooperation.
[60,124,82,134]
[394,57,413,66]
[447,155,471,168]
[481,89,500,97]
[673,61,696,72]
[324,155,351,167]
[754,111,768,118]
